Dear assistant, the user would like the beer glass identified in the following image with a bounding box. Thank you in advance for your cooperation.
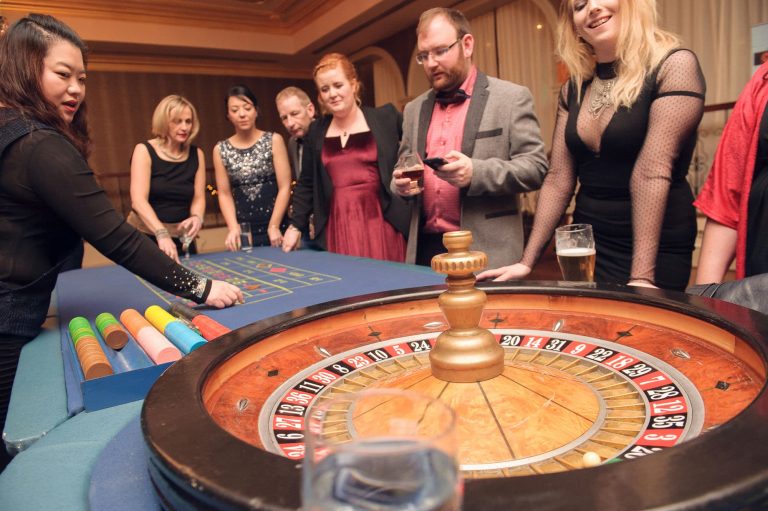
[555,223,595,282]
[395,152,424,191]
[302,389,462,511]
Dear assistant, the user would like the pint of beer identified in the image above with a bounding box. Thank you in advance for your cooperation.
[555,224,595,282]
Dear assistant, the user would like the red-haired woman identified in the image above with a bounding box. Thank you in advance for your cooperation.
[281,53,409,262]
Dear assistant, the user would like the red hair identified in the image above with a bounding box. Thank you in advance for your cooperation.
[312,53,362,111]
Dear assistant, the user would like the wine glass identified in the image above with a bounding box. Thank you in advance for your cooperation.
[395,152,425,191]
[179,230,194,260]
[180,235,193,259]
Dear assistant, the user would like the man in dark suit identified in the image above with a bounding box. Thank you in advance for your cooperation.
[392,7,548,267]
[275,87,316,180]
[276,86,317,245]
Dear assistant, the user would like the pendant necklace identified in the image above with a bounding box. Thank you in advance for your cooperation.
[587,76,616,119]
[588,61,618,119]
[335,107,358,140]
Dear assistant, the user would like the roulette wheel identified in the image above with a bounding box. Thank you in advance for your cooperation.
[143,234,768,510]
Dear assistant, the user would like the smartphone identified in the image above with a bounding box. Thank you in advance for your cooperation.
[423,157,448,168]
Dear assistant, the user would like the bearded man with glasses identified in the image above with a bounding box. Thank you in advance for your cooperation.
[392,7,548,268]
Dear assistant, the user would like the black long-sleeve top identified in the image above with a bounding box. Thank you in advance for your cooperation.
[0,113,210,337]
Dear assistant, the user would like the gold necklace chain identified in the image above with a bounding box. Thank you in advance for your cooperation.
[157,142,186,161]
[587,77,616,119]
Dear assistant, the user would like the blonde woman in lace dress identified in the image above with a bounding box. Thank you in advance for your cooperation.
[480,0,705,290]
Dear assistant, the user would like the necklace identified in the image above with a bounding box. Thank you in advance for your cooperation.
[587,76,616,119]
[157,142,186,161]
[333,107,359,138]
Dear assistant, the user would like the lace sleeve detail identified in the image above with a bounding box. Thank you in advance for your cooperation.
[629,49,705,282]
[520,82,578,267]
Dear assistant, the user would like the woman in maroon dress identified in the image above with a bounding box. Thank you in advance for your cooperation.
[281,53,409,262]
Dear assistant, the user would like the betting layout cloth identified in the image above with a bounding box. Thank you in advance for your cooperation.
[138,252,343,308]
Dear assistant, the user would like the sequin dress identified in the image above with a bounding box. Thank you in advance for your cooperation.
[322,132,406,262]
[218,132,284,246]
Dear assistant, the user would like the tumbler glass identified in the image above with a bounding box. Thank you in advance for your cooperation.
[239,222,253,252]
[302,389,461,511]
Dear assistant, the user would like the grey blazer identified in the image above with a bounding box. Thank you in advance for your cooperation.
[396,71,548,267]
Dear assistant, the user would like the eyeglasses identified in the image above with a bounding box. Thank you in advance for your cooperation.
[415,38,462,65]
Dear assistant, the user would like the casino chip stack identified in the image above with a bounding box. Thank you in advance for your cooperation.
[169,301,231,341]
[145,305,207,354]
[120,309,182,364]
[68,317,114,380]
[94,312,129,349]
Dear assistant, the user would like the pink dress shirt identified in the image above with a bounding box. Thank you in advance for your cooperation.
[422,66,478,234]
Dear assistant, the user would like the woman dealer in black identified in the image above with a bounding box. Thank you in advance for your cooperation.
[0,14,243,470]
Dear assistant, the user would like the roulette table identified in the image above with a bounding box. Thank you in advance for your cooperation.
[143,275,768,510]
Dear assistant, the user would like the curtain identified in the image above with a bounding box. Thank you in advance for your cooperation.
[469,11,499,78]
[658,0,768,104]
[373,58,405,108]
[406,52,431,101]
[495,0,558,152]
[657,0,768,195]
[494,0,558,214]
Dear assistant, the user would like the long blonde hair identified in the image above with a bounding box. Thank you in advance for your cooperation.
[557,0,681,108]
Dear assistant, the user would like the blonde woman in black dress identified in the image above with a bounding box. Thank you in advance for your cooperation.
[129,95,207,263]
[481,0,705,290]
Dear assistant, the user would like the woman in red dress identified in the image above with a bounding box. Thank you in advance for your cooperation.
[281,53,409,262]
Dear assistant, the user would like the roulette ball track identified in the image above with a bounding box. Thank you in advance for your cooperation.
[143,282,768,510]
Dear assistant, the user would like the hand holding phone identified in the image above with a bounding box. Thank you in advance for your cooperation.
[423,156,448,169]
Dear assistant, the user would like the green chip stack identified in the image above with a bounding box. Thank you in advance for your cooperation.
[68,316,114,380]
[95,312,129,349]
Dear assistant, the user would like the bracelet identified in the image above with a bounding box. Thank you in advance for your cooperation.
[287,225,300,233]
[268,224,280,230]
[155,228,170,239]
[193,214,204,226]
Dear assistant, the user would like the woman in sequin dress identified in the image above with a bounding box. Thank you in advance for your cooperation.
[281,53,409,261]
[214,85,292,250]
[480,0,705,290]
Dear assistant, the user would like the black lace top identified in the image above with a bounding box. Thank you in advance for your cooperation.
[521,50,706,286]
